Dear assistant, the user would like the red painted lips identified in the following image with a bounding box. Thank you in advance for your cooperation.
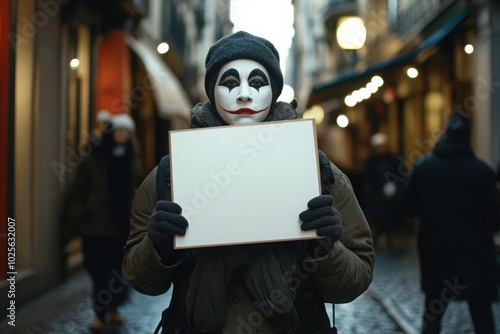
[221,106,269,115]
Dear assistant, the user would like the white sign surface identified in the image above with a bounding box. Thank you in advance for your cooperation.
[170,119,321,248]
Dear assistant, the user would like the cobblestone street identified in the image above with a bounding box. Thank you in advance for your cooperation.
[0,270,403,334]
[369,248,500,334]
[1,239,499,333]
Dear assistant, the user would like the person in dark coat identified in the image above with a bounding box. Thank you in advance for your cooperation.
[66,114,144,330]
[399,114,500,334]
[363,133,401,250]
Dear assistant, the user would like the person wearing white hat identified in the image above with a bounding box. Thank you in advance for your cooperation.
[96,109,112,130]
[65,112,143,329]
[112,113,135,133]
[90,110,113,142]
[111,114,136,155]
[363,132,401,251]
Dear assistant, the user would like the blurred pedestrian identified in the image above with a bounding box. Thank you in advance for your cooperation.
[122,31,374,333]
[93,109,112,137]
[399,114,500,334]
[363,132,401,250]
[82,109,113,156]
[66,113,144,330]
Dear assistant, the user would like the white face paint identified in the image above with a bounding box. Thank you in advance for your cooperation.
[214,59,272,125]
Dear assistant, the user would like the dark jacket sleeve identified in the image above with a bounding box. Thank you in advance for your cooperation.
[64,158,91,237]
[482,166,500,232]
[306,162,375,303]
[122,167,182,295]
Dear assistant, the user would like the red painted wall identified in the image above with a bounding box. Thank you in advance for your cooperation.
[95,30,131,116]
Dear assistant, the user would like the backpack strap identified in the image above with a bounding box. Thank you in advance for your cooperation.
[318,150,335,196]
[156,155,171,201]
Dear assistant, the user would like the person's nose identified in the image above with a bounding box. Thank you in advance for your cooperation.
[237,82,252,103]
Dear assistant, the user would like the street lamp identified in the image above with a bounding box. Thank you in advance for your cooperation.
[336,17,367,50]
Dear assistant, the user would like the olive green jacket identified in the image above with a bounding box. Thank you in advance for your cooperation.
[123,161,374,333]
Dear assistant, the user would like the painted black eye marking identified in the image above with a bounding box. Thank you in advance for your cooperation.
[218,68,270,92]
[218,68,240,92]
[248,69,269,91]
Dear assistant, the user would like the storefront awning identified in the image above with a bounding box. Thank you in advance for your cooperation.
[125,35,192,120]
[307,5,473,107]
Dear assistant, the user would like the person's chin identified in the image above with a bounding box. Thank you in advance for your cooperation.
[229,116,262,125]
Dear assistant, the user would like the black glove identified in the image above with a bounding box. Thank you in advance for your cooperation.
[148,200,189,265]
[299,195,343,257]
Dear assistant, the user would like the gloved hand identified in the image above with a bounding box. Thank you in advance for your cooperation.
[148,200,189,265]
[299,195,343,257]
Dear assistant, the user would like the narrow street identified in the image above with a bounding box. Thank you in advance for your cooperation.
[1,236,499,333]
[0,262,403,334]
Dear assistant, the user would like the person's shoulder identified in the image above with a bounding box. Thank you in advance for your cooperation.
[133,166,159,205]
[412,152,434,169]
[328,161,345,177]
[472,157,496,176]
[325,159,353,189]
[136,163,160,191]
[317,150,342,171]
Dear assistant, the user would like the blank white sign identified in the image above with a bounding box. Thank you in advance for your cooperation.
[169,119,321,249]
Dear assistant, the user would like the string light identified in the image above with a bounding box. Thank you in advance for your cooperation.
[336,114,349,128]
[407,67,418,78]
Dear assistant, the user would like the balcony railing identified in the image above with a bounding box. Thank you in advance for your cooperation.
[388,0,456,38]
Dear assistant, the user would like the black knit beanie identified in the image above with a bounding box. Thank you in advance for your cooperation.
[204,31,284,107]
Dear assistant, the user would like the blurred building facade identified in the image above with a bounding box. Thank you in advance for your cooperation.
[0,0,231,315]
[292,0,500,175]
